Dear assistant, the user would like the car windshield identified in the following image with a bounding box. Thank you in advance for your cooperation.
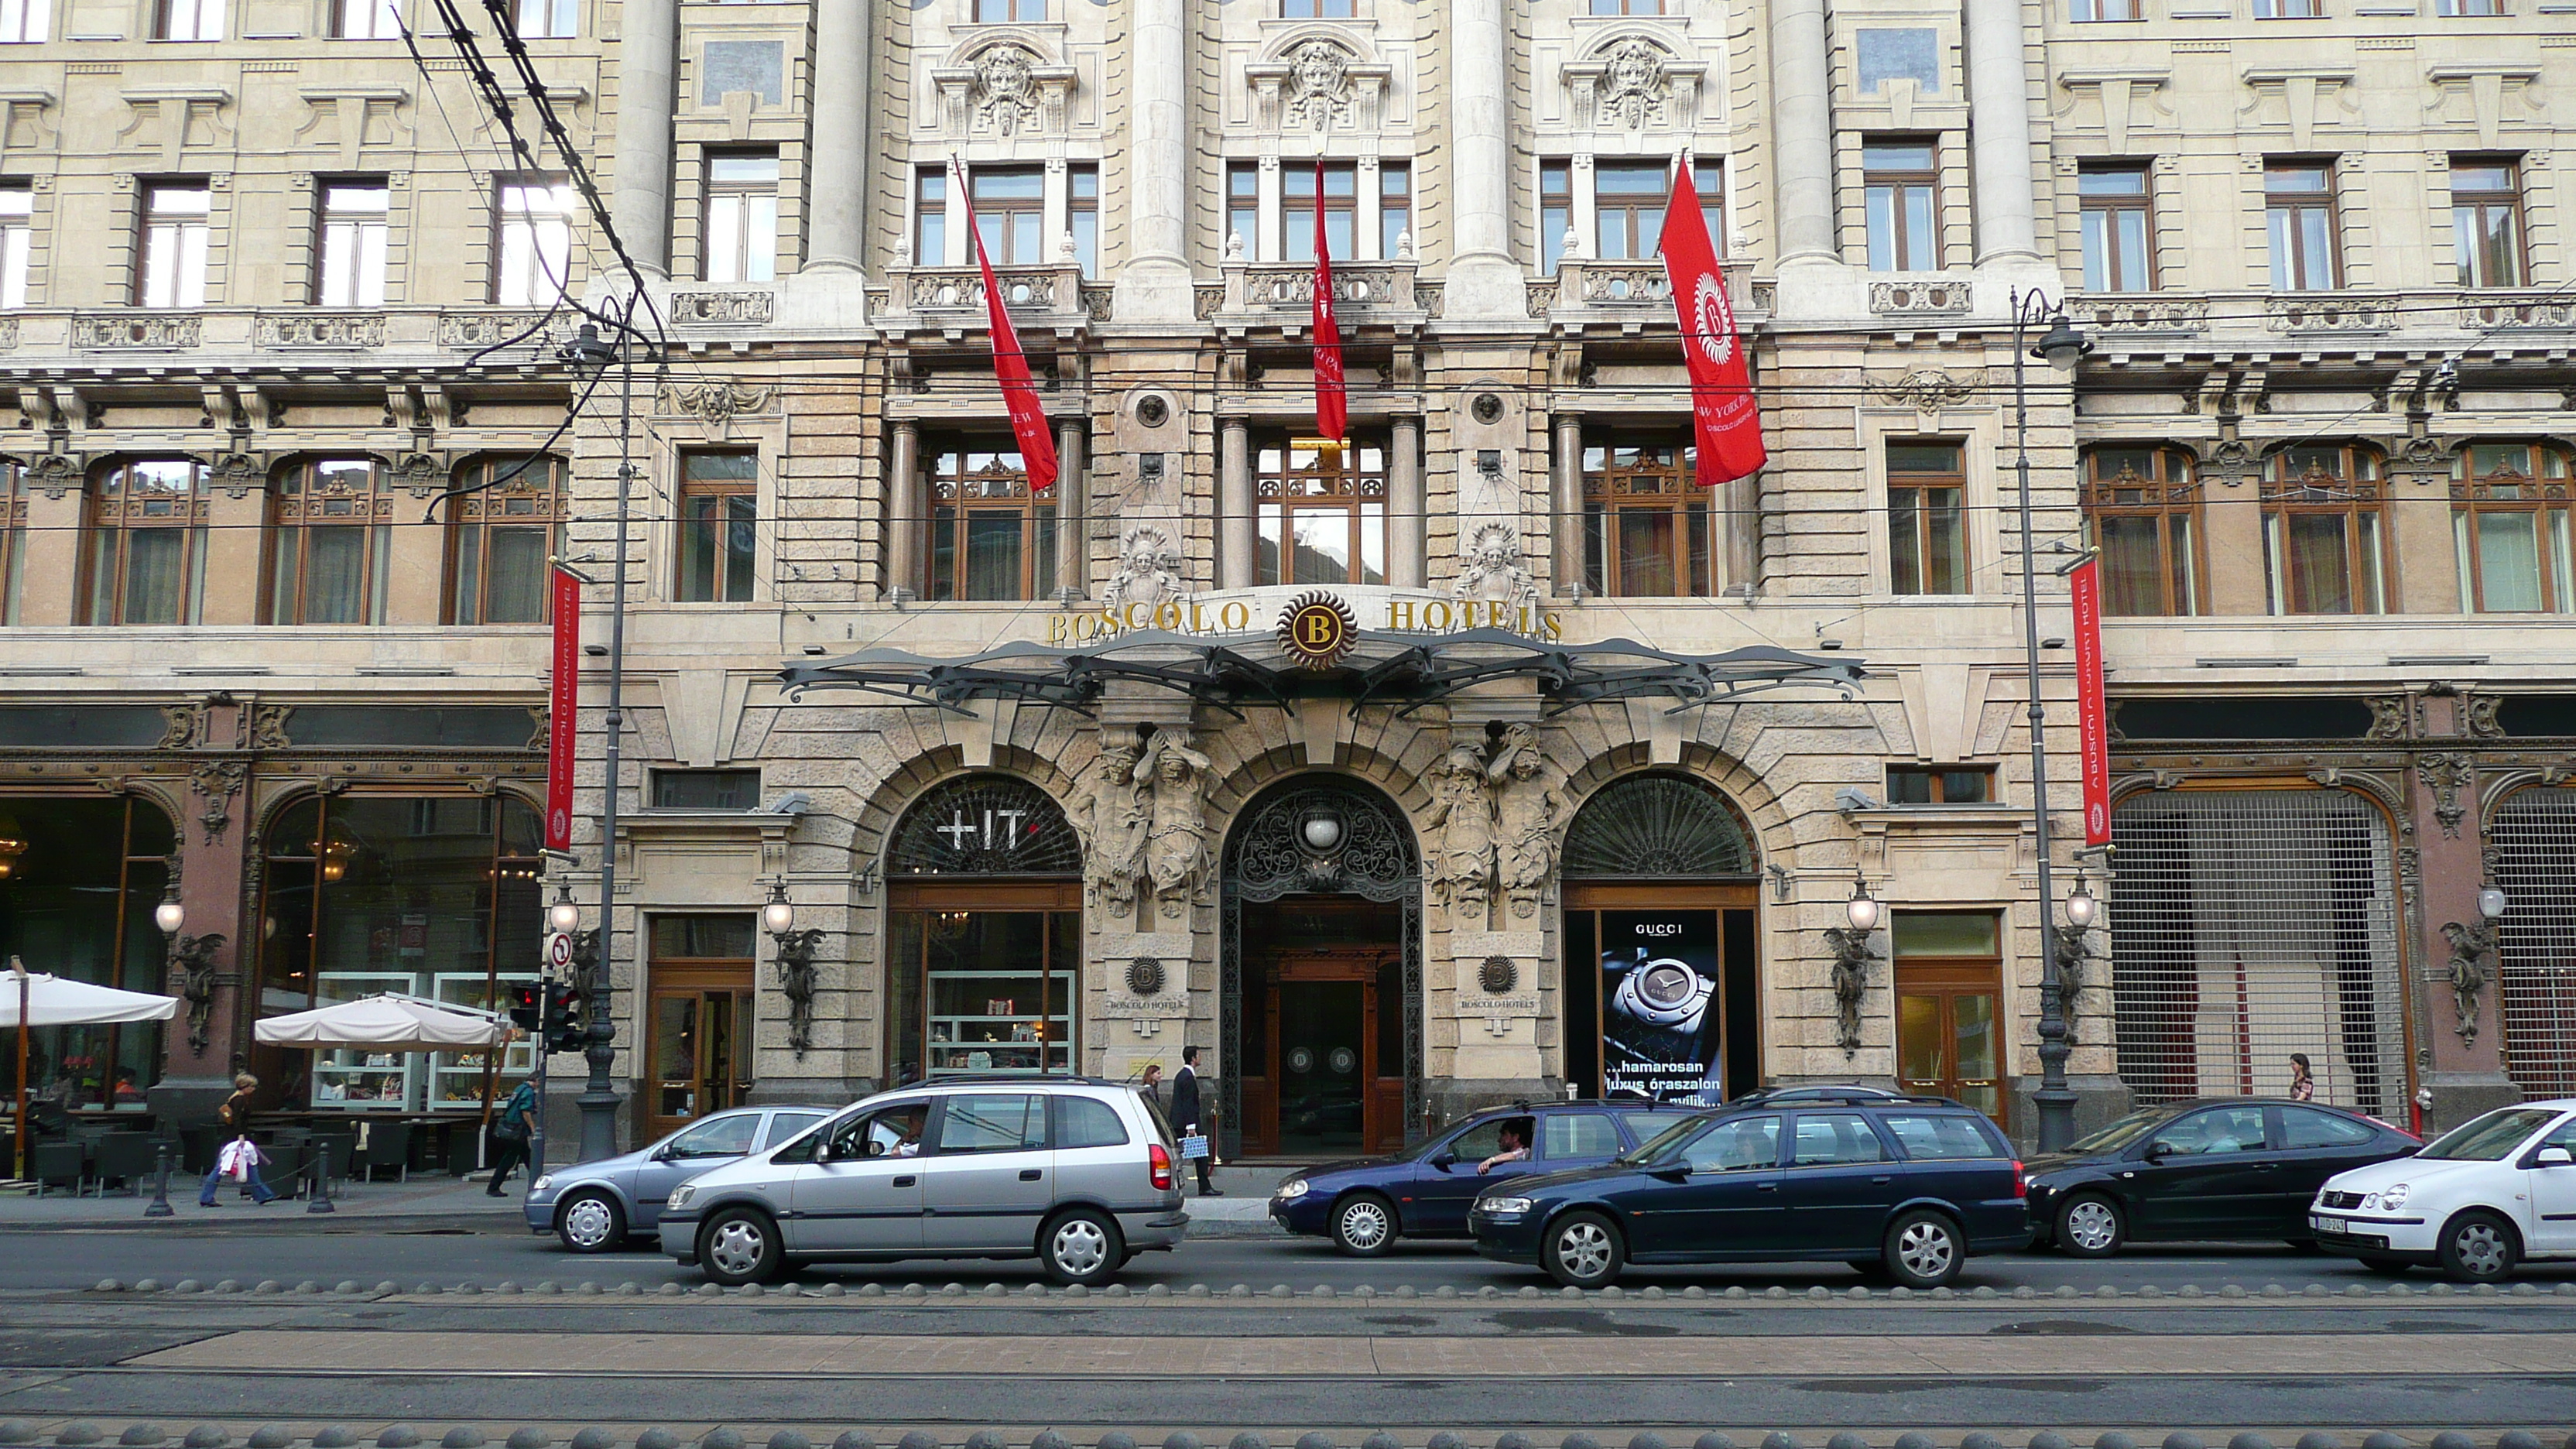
[2063,1108,2175,1155]
[1618,1112,1715,1164]
[2418,1107,2562,1161]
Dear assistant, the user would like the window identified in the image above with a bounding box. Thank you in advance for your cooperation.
[927,444,1056,601]
[2084,446,2201,616]
[1282,0,1353,15]
[494,177,572,305]
[1286,162,1355,264]
[1694,156,1725,246]
[701,151,777,284]
[2437,0,2504,11]
[1887,441,1967,596]
[1540,161,1572,276]
[666,1113,760,1159]
[2152,1104,2269,1154]
[2453,443,2572,614]
[2078,165,2153,293]
[934,1093,1046,1153]
[652,768,762,810]
[760,1110,826,1150]
[2264,161,2340,291]
[266,460,391,625]
[1068,164,1098,276]
[1880,1113,2002,1160]
[1679,1115,1781,1172]
[135,183,208,308]
[825,1101,927,1160]
[331,0,399,37]
[152,0,219,39]
[1540,1112,1621,1160]
[1590,0,1665,12]
[446,455,566,624]
[2070,0,2141,18]
[914,166,947,265]
[1592,161,1666,261]
[1055,1095,1130,1149]
[973,0,1042,18]
[971,166,1044,265]
[1864,140,1941,271]
[1446,1115,1531,1162]
[1790,1113,1887,1166]
[678,452,756,603]
[1583,440,1712,598]
[2263,444,2386,615]
[1227,163,1259,259]
[315,182,389,307]
[1886,766,1993,803]
[0,0,46,43]
[1380,162,1410,259]
[2279,1105,2377,1148]
[0,797,176,1113]
[1257,437,1387,587]
[514,0,574,37]
[0,184,29,309]
[2451,158,2525,288]
[83,461,206,625]
[2252,0,2322,14]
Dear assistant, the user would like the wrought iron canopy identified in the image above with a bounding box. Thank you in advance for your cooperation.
[779,626,1865,718]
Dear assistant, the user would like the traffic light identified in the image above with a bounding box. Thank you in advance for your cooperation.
[543,982,584,1054]
[506,983,543,1033]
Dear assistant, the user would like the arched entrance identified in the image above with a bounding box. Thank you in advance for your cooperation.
[1221,777,1421,1157]
[2481,784,2575,1098]
[882,776,1083,1087]
[1560,772,1762,1105]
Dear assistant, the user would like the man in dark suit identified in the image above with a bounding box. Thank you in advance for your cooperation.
[1170,1044,1219,1197]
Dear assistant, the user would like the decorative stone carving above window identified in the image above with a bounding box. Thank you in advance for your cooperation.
[291,87,413,172]
[932,39,1077,139]
[1248,39,1391,134]
[1562,36,1705,134]
[2423,64,2544,151]
[116,87,233,170]
[2051,69,2170,156]
[2237,67,2357,154]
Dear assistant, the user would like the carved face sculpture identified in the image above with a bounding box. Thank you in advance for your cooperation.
[1157,748,1191,783]
[1608,40,1659,95]
[1506,746,1542,781]
[979,46,1034,104]
[1444,745,1485,782]
[1294,43,1345,102]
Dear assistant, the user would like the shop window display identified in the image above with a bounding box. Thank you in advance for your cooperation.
[0,796,174,1115]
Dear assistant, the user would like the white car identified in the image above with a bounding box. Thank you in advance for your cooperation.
[2307,1099,2576,1283]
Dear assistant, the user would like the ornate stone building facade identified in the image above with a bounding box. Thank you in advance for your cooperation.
[0,0,2567,1159]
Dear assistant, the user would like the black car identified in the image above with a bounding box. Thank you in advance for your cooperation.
[2023,1098,2420,1258]
[1269,1101,1702,1254]
[1467,1094,2031,1289]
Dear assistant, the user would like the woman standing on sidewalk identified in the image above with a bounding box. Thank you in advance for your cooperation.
[200,1072,278,1208]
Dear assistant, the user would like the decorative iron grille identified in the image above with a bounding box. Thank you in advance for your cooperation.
[2489,786,2576,1098]
[887,776,1081,876]
[1564,773,1757,878]
[2108,788,2409,1119]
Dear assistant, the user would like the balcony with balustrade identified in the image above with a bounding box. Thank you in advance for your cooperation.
[1530,258,1770,334]
[870,262,1105,342]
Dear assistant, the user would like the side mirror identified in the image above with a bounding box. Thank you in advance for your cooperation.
[2143,1140,2173,1163]
[651,1143,678,1162]
[1429,1150,1458,1170]
[2538,1146,2574,1167]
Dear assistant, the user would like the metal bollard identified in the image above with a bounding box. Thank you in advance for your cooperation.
[144,1145,175,1219]
[307,1143,335,1214]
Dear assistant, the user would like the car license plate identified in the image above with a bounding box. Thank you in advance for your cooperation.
[2309,1214,2331,1233]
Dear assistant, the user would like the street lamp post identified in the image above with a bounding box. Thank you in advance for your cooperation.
[2011,287,2091,1153]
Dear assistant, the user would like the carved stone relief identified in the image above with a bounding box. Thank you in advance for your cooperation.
[2441,918,2494,1046]
[973,44,1042,137]
[1136,731,1213,920]
[2419,751,2472,839]
[1597,39,1667,129]
[1284,41,1352,132]
[1451,522,1541,622]
[1071,731,1149,920]
[1100,526,1188,615]
[191,761,248,844]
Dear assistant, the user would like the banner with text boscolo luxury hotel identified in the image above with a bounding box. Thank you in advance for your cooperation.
[1598,911,1725,1105]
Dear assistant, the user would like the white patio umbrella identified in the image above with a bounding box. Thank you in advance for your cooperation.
[8,957,180,1181]
[254,995,509,1053]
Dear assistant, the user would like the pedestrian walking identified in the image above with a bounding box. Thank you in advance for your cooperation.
[2288,1052,2316,1101]
[1171,1045,1220,1197]
[485,1078,537,1196]
[198,1072,277,1208]
[1139,1063,1165,1115]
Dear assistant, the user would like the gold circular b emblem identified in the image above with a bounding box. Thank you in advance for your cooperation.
[1279,591,1358,670]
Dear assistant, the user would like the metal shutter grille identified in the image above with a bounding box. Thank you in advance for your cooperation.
[2491,786,2576,1099]
[2109,790,2408,1119]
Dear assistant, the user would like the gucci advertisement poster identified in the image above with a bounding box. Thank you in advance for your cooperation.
[1599,909,1725,1105]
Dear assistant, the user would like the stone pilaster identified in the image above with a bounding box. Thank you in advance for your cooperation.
[1219,416,1252,589]
[1553,413,1584,593]
[887,420,920,598]
[1965,0,2042,266]
[1055,417,1086,598]
[610,0,679,276]
[801,0,869,272]
[1114,0,1193,319]
[1769,0,1837,267]
[1389,416,1423,588]
[1440,0,1522,317]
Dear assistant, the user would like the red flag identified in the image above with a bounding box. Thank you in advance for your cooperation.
[957,162,1059,493]
[2069,556,2113,848]
[544,565,581,853]
[1657,161,1765,487]
[1311,159,1346,443]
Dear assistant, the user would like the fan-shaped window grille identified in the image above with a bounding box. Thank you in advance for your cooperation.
[2108,788,2406,1118]
[888,776,1081,876]
[1563,774,1756,878]
[2489,786,2576,1098]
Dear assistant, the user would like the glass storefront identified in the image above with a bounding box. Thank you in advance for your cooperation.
[0,796,173,1113]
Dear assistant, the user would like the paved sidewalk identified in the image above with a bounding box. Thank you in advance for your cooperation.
[0,1173,527,1227]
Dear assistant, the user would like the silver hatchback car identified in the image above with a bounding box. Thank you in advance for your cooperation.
[657,1076,1190,1286]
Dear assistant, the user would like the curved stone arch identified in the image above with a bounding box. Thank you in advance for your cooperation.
[1201,736,1442,845]
[1572,24,1690,67]
[839,742,1086,886]
[1254,25,1379,68]
[1556,738,1791,875]
[1559,769,1763,879]
[266,447,398,478]
[941,26,1068,73]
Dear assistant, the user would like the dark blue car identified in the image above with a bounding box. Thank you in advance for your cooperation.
[1269,1101,1701,1255]
[1466,1094,2033,1288]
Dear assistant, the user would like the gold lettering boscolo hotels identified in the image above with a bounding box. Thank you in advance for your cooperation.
[1043,595,1567,646]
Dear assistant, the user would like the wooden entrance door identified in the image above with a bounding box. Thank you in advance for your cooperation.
[646,981,753,1139]
[1239,927,1407,1157]
[1895,962,2006,1128]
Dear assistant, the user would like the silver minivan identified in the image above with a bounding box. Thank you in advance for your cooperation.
[657,1077,1189,1286]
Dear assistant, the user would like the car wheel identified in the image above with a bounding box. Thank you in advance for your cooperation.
[2355,1255,2412,1276]
[2436,1210,2519,1284]
[1540,1211,1624,1289]
[1043,1208,1125,1287]
[1883,1209,1965,1290]
[697,1206,783,1286]
[2054,1194,2125,1259]
[556,1190,626,1253]
[1331,1194,1398,1257]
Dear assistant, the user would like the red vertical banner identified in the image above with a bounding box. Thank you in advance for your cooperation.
[1656,161,1766,487]
[1310,159,1347,443]
[2070,556,2112,848]
[544,565,581,853]
[957,160,1059,492]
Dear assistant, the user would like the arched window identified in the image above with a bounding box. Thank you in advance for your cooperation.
[83,459,207,625]
[2083,446,2201,617]
[266,458,393,625]
[2451,442,2573,614]
[445,455,567,624]
[884,776,1081,1084]
[1563,772,1756,878]
[0,794,176,1113]
[2263,444,2386,615]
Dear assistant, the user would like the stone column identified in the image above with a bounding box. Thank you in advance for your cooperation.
[1054,417,1086,598]
[800,0,870,272]
[1769,0,1837,266]
[1553,414,1584,592]
[1965,0,2040,265]
[611,0,680,276]
[1442,0,1523,317]
[1219,417,1253,589]
[1114,0,1193,319]
[887,420,920,598]
[1389,417,1423,588]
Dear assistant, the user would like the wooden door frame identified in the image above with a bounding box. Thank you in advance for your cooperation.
[1893,954,2008,1131]
[643,961,755,1140]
